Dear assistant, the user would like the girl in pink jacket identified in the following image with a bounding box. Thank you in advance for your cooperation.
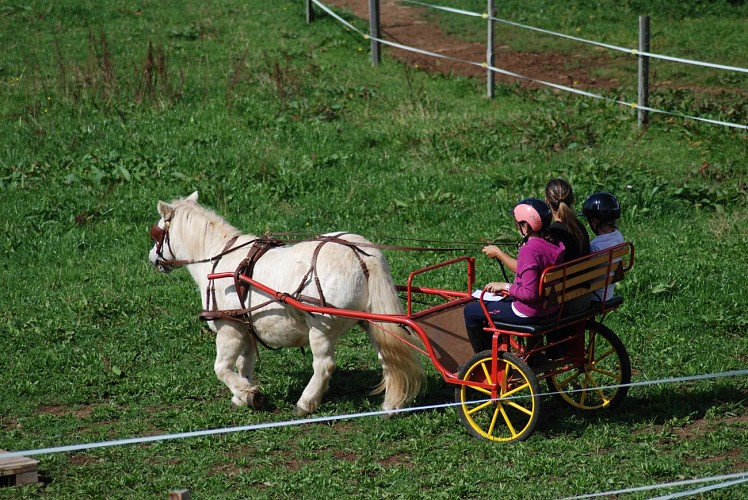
[464,198,564,353]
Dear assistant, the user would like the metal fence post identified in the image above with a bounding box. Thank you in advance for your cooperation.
[306,0,315,24]
[638,15,650,128]
[369,0,381,66]
[487,0,495,98]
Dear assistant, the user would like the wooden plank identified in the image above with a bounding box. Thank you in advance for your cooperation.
[0,450,39,486]
[543,246,630,282]
[543,266,611,295]
[543,263,624,299]
[413,302,473,374]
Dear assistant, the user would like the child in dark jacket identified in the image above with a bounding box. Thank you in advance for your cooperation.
[582,192,624,302]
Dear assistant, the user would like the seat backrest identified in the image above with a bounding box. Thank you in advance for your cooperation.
[540,242,634,308]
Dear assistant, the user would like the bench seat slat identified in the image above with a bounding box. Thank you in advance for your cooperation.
[543,277,607,306]
[543,246,629,282]
[542,263,623,297]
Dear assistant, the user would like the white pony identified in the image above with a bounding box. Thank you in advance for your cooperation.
[148,192,424,414]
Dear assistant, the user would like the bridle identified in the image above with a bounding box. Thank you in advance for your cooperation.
[150,218,254,269]
[150,219,188,268]
[150,219,212,268]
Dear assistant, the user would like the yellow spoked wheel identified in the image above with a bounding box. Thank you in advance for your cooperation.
[455,351,541,442]
[548,321,631,411]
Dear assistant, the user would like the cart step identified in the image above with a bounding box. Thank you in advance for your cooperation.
[0,450,39,487]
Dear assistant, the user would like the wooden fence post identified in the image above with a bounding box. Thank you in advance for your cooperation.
[369,0,381,66]
[637,15,650,128]
[487,0,495,98]
[306,0,315,24]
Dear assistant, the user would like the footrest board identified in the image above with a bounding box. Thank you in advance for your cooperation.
[0,450,39,487]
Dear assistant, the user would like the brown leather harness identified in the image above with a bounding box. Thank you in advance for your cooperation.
[194,233,373,351]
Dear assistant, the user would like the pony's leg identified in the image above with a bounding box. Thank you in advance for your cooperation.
[234,336,264,409]
[235,337,257,384]
[214,323,263,409]
[295,327,340,415]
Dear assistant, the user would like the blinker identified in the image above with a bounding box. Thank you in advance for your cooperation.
[150,224,165,243]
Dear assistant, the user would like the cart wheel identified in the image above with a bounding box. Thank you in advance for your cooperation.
[548,321,630,411]
[455,350,541,442]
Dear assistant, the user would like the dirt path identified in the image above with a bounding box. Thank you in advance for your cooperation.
[321,0,620,89]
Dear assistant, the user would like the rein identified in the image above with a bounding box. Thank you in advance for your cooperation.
[150,221,257,268]
[269,231,515,253]
[151,214,516,353]
[152,221,516,267]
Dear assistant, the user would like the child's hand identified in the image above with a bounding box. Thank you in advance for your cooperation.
[483,244,518,274]
[482,245,504,259]
[484,282,510,294]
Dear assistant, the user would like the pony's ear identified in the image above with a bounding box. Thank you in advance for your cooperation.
[157,201,175,220]
[186,191,199,202]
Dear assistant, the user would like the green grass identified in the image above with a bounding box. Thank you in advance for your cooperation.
[1,0,747,498]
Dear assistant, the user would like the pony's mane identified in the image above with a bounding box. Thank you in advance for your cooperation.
[171,198,246,258]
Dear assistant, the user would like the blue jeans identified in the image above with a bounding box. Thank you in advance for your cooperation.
[463,299,539,353]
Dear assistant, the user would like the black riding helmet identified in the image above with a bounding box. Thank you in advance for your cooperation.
[581,192,621,222]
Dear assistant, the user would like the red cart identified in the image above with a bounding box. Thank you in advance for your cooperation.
[209,242,634,442]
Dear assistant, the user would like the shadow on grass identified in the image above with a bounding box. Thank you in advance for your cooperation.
[257,366,391,412]
[275,366,455,413]
[238,361,746,442]
[541,383,748,437]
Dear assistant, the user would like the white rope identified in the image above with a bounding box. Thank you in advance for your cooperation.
[402,0,748,73]
[311,0,360,32]
[376,29,748,130]
[310,1,747,130]
[561,472,748,499]
[2,368,746,460]
[649,476,748,499]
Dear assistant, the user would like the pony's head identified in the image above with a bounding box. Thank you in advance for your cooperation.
[149,191,242,273]
[148,191,200,272]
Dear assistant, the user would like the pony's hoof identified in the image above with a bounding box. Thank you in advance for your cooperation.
[247,389,265,410]
[294,405,312,416]
[381,407,400,419]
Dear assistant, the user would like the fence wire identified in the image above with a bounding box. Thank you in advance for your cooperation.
[311,0,748,130]
[3,368,746,459]
[2,366,746,497]
[403,0,748,74]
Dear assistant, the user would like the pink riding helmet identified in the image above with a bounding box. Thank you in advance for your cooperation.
[513,197,552,232]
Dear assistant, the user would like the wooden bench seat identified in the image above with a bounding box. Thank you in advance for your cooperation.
[485,242,634,335]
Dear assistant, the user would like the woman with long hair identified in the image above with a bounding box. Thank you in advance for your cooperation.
[545,178,590,261]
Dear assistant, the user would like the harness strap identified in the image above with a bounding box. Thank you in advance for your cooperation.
[327,235,372,279]
[199,299,281,351]
[289,234,372,307]
[206,235,240,313]
[307,237,332,307]
[235,237,283,307]
[201,234,373,351]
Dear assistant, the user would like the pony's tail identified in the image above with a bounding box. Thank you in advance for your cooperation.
[363,256,425,411]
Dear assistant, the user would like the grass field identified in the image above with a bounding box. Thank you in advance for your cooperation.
[1,0,747,498]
